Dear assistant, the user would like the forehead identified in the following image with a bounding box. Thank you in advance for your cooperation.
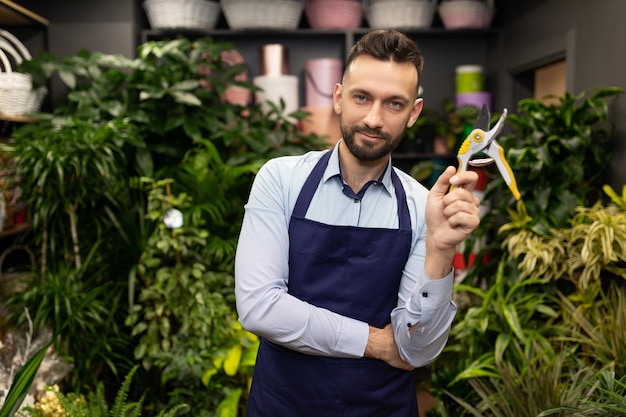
[344,55,418,99]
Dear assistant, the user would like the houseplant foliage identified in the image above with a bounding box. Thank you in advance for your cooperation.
[458,87,623,290]
[22,366,188,417]
[485,87,623,235]
[125,142,260,415]
[0,340,52,417]
[423,88,626,416]
[4,36,324,415]
[427,185,626,416]
[403,100,479,185]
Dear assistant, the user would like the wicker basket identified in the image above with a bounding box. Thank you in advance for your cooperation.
[221,0,304,30]
[438,0,494,29]
[143,0,221,30]
[0,245,35,299]
[366,0,436,30]
[0,30,46,116]
[305,0,363,30]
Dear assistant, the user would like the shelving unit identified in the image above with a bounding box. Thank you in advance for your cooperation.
[0,0,48,26]
[142,27,499,111]
[0,1,46,237]
[141,20,499,176]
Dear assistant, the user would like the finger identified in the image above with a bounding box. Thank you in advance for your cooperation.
[449,170,479,193]
[443,200,481,222]
[430,166,457,196]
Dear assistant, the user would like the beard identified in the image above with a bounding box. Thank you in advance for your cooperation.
[341,121,404,161]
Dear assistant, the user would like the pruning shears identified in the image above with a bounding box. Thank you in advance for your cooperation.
[456,104,521,200]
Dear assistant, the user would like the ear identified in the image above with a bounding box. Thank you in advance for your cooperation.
[406,97,424,128]
[332,83,343,115]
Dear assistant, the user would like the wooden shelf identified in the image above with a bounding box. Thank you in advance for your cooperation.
[0,222,30,238]
[0,114,37,124]
[0,0,48,27]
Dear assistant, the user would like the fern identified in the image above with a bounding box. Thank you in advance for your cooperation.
[156,404,189,417]
[109,366,144,417]
[26,366,188,417]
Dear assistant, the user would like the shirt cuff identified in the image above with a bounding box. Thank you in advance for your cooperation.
[406,270,454,323]
[335,318,370,358]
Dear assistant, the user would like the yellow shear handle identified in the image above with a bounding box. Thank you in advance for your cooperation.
[450,130,480,192]
[494,145,521,200]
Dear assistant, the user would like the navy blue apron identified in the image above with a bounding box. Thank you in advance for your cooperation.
[247,150,417,416]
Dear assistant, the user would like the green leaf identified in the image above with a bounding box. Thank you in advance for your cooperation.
[170,91,202,106]
[216,388,242,417]
[0,340,52,417]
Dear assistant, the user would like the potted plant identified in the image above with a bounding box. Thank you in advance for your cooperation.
[485,87,623,234]
[424,88,625,416]
[5,35,324,415]
[428,185,626,415]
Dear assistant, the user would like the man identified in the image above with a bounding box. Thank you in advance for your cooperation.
[234,29,481,416]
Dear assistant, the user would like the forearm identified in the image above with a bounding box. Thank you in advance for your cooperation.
[424,233,455,279]
[364,324,413,370]
[235,199,369,358]
[390,271,457,368]
[235,279,369,357]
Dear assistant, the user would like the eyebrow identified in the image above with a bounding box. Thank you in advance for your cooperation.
[349,87,411,104]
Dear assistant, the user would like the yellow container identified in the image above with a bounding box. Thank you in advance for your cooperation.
[455,65,484,93]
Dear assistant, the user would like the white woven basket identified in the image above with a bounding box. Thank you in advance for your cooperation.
[0,30,46,116]
[221,0,304,30]
[366,0,436,30]
[438,0,494,29]
[143,0,221,30]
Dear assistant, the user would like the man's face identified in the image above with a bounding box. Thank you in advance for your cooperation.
[333,55,423,162]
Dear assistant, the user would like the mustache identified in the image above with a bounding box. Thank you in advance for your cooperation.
[353,126,390,140]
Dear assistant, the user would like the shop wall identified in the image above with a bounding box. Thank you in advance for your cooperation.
[12,0,141,104]
[8,0,626,188]
[17,0,140,57]
[495,0,626,189]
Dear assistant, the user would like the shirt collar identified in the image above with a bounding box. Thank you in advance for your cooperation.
[323,141,395,195]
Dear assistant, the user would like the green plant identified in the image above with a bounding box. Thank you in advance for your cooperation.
[0,341,51,417]
[429,258,561,415]
[7,253,131,390]
[24,366,188,417]
[425,87,626,412]
[459,87,623,308]
[581,371,626,416]
[404,99,480,153]
[487,87,623,235]
[501,185,626,292]
[428,185,626,416]
[7,34,325,415]
[443,341,599,417]
[126,142,260,415]
[603,184,626,211]
[558,283,626,378]
[21,37,325,176]
[8,118,138,273]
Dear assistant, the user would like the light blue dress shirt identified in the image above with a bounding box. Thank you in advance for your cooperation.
[235,142,457,368]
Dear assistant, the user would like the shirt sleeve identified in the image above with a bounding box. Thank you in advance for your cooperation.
[390,237,457,368]
[234,158,369,358]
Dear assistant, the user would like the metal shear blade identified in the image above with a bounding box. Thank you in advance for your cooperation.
[468,104,495,167]
[473,103,491,131]
[455,106,521,200]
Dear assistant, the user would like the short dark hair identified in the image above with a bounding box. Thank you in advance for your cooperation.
[345,29,424,96]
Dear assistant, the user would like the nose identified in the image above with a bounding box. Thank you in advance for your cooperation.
[363,102,383,130]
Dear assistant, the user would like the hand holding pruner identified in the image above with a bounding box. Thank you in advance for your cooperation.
[456,104,520,200]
